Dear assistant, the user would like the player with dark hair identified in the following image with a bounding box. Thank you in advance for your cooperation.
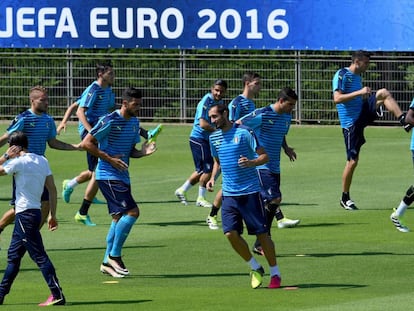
[81,87,157,278]
[0,131,65,306]
[62,61,116,226]
[238,87,299,255]
[333,50,410,210]
[207,103,281,289]
[175,79,228,208]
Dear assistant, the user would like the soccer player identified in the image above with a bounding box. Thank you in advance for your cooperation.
[207,103,282,289]
[62,61,116,226]
[333,50,409,210]
[59,98,162,206]
[81,87,156,278]
[175,79,227,208]
[206,73,298,231]
[0,131,65,306]
[238,87,300,255]
[0,86,81,236]
[390,103,414,232]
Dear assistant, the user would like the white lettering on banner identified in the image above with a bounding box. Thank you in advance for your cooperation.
[0,8,13,37]
[198,8,288,40]
[91,7,184,39]
[159,8,183,39]
[0,6,289,44]
[90,8,109,38]
[56,8,78,38]
[0,7,78,39]
[112,8,134,39]
[137,8,159,38]
[17,8,36,38]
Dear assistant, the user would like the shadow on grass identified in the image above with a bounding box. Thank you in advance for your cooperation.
[67,299,152,306]
[294,283,366,289]
[129,273,366,290]
[144,220,206,227]
[45,244,166,252]
[281,251,414,258]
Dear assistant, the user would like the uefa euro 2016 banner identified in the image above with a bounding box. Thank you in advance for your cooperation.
[0,0,413,51]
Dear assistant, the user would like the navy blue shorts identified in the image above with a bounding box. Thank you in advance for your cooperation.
[81,129,98,171]
[342,94,378,160]
[189,137,213,174]
[221,192,268,235]
[97,180,138,215]
[257,169,281,203]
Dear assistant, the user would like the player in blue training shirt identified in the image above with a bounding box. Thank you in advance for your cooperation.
[81,87,157,278]
[239,87,300,255]
[206,73,260,229]
[228,71,261,122]
[175,79,227,208]
[207,103,282,289]
[0,86,81,236]
[63,62,116,226]
[333,50,409,211]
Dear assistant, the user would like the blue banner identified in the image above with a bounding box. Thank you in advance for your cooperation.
[0,0,413,51]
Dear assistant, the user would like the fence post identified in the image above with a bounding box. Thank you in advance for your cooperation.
[295,50,302,124]
[180,49,187,123]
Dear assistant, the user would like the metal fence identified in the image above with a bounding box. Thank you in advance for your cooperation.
[0,49,413,125]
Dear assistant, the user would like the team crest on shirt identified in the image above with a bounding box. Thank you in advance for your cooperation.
[233,136,239,144]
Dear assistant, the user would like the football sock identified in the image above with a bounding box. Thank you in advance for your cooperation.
[247,257,261,271]
[111,215,137,257]
[103,221,116,263]
[180,180,192,192]
[342,192,350,202]
[209,205,220,217]
[78,199,92,216]
[67,178,79,188]
[395,200,408,217]
[270,265,280,277]
[198,186,207,198]
[274,206,284,221]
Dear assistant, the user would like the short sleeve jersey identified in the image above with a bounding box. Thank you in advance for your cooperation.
[228,95,256,122]
[190,93,224,141]
[209,124,262,196]
[7,109,57,156]
[3,153,52,214]
[240,105,291,173]
[77,81,115,135]
[332,67,363,128]
[90,110,140,184]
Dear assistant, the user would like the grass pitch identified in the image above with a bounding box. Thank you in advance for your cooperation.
[0,123,413,310]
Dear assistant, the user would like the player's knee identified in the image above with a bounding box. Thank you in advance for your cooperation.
[376,88,393,102]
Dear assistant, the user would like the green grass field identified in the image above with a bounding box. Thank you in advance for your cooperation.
[0,123,414,310]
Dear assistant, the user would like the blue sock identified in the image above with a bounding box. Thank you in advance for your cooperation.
[110,215,137,257]
[103,221,116,263]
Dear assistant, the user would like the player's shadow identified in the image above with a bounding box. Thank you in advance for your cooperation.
[144,220,206,227]
[281,251,411,258]
[61,299,152,306]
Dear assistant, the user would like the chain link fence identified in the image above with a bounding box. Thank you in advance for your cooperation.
[0,49,413,125]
